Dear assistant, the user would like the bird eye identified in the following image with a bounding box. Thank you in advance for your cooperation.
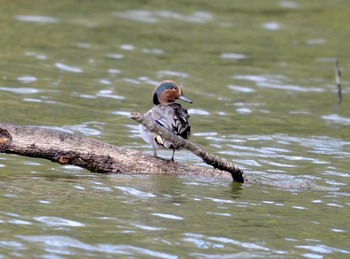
[170,86,176,90]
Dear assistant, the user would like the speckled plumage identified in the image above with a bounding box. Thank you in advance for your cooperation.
[139,80,192,161]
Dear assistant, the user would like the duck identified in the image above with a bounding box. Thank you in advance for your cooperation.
[139,80,192,161]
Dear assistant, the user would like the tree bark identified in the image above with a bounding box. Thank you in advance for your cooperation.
[0,123,238,181]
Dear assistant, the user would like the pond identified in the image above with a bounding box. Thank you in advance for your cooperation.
[1,0,349,258]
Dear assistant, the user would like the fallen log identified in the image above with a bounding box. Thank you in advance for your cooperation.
[0,122,242,181]
[0,122,326,189]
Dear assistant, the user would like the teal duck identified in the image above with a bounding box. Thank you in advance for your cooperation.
[139,80,192,161]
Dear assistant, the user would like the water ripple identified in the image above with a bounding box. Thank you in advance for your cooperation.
[133,224,165,231]
[152,213,183,220]
[156,10,212,23]
[322,114,350,125]
[34,216,84,227]
[115,186,156,198]
[188,108,210,115]
[306,38,326,45]
[9,219,32,225]
[120,44,135,51]
[17,235,176,258]
[14,15,58,23]
[107,68,121,74]
[25,51,48,60]
[142,48,164,54]
[260,160,298,168]
[258,81,323,92]
[262,22,282,31]
[112,111,131,117]
[114,10,158,23]
[280,1,299,9]
[203,197,234,204]
[96,89,125,100]
[221,53,246,60]
[295,244,350,255]
[0,240,24,248]
[61,124,103,136]
[114,10,212,24]
[208,236,270,251]
[97,79,112,85]
[323,171,350,178]
[98,244,177,258]
[183,233,270,252]
[0,86,40,94]
[228,85,255,93]
[123,78,141,84]
[157,70,189,78]
[55,62,83,73]
[233,74,324,92]
[16,76,37,84]
[106,53,124,59]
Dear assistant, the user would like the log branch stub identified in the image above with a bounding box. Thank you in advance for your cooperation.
[130,112,244,182]
[335,60,342,103]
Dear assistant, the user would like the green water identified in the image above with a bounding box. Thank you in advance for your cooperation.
[1,0,350,258]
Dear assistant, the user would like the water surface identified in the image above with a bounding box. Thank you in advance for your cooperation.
[1,0,349,258]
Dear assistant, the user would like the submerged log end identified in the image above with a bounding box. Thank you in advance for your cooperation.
[214,161,244,183]
[0,128,12,151]
[231,167,244,183]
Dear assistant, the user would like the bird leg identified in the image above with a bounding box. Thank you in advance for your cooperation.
[170,149,175,161]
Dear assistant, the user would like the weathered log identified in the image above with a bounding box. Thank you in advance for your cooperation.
[130,112,244,182]
[0,123,326,189]
[0,123,237,181]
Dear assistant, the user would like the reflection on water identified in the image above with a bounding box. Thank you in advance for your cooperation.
[55,62,83,73]
[262,21,282,31]
[0,87,41,94]
[18,235,178,258]
[34,216,85,227]
[322,114,350,125]
[1,0,350,258]
[114,10,212,24]
[13,15,58,24]
[2,174,349,257]
[233,74,324,92]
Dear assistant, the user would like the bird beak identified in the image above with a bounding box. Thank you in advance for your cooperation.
[178,95,193,104]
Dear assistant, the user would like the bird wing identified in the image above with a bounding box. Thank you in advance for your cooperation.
[150,103,191,149]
